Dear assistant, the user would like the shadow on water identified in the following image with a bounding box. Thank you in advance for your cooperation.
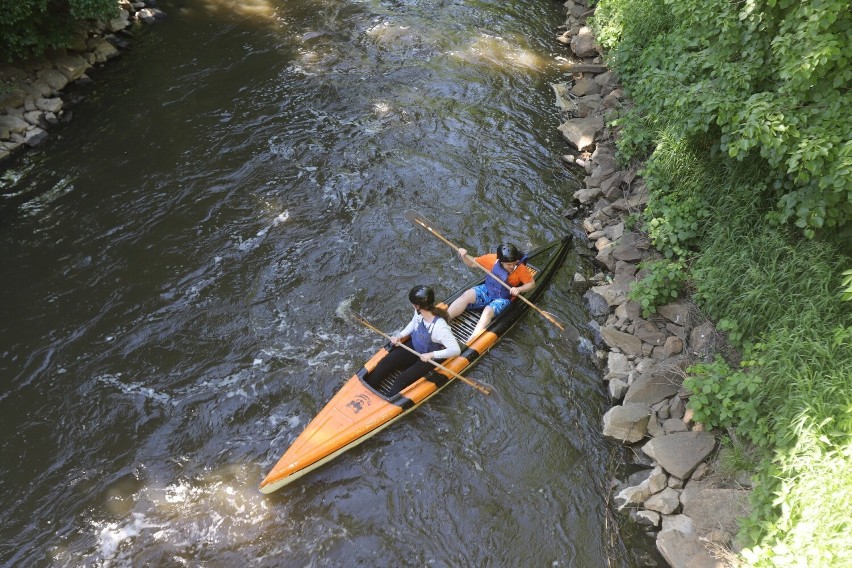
[0,0,648,565]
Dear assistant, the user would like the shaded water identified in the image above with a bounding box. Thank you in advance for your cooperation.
[0,0,633,565]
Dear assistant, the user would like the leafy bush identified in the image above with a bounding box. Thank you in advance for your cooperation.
[0,0,118,62]
[628,258,687,318]
[591,0,852,237]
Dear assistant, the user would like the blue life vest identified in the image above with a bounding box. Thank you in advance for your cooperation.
[485,260,513,300]
[411,316,444,354]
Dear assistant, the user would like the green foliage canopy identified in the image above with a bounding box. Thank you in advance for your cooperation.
[591,0,852,237]
[0,0,118,62]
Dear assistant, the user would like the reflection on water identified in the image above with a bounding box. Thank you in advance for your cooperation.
[0,0,634,565]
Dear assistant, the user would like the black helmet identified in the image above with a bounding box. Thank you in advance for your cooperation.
[497,243,521,263]
[408,285,434,308]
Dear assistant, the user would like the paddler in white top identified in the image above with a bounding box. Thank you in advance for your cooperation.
[364,285,461,395]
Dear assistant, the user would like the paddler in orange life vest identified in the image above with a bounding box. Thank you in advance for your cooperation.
[447,243,536,342]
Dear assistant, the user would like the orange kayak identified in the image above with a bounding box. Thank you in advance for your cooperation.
[260,235,573,493]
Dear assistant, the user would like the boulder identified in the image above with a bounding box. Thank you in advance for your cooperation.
[612,231,648,262]
[591,281,630,307]
[657,301,692,327]
[644,487,681,515]
[600,327,643,357]
[558,115,604,152]
[603,403,652,443]
[53,54,90,81]
[642,432,716,479]
[689,321,717,357]
[662,514,694,534]
[657,530,725,568]
[608,378,628,401]
[570,28,599,58]
[571,77,601,97]
[36,69,68,91]
[607,351,631,375]
[681,480,751,536]
[583,289,610,317]
[632,509,660,527]
[0,114,30,134]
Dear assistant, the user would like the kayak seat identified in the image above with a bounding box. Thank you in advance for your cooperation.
[449,307,483,344]
[374,368,404,397]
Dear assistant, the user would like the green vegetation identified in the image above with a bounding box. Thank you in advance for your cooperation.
[0,0,118,62]
[590,0,851,565]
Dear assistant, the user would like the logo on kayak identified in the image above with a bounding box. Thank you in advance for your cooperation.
[346,394,371,414]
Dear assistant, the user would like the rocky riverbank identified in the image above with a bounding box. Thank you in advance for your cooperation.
[553,2,751,567]
[0,1,165,163]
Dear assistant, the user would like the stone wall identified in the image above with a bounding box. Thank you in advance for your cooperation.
[0,1,165,163]
[553,2,751,567]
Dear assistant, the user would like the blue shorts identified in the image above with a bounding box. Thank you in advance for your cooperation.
[469,284,511,317]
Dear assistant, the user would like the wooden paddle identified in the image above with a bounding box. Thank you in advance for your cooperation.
[404,209,576,338]
[349,311,491,396]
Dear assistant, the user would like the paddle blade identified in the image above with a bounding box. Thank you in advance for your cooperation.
[403,209,429,228]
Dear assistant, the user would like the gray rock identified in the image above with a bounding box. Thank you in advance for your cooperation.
[603,403,652,443]
[23,127,48,147]
[0,114,30,134]
[571,272,590,293]
[53,54,90,81]
[623,361,685,406]
[584,289,610,317]
[642,432,716,479]
[648,466,668,494]
[107,8,131,32]
[657,301,692,327]
[632,509,661,527]
[669,396,686,420]
[571,77,601,97]
[601,327,643,357]
[93,38,120,62]
[656,335,684,358]
[681,480,751,536]
[570,28,599,58]
[689,321,717,357]
[575,94,602,118]
[608,378,628,401]
[663,418,689,434]
[634,320,667,346]
[607,351,631,375]
[657,530,725,568]
[647,413,664,437]
[595,242,616,271]
[558,115,604,152]
[592,152,619,177]
[661,514,694,534]
[591,281,630,307]
[35,97,63,113]
[644,487,681,514]
[23,110,44,126]
[37,69,68,91]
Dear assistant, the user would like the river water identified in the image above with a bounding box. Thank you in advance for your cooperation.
[0,1,635,565]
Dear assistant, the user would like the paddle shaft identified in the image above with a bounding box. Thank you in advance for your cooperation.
[351,313,491,396]
[406,212,566,332]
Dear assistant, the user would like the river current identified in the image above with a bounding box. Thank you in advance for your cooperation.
[0,1,634,565]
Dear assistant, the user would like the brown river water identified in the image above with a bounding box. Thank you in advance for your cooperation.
[0,0,644,565]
